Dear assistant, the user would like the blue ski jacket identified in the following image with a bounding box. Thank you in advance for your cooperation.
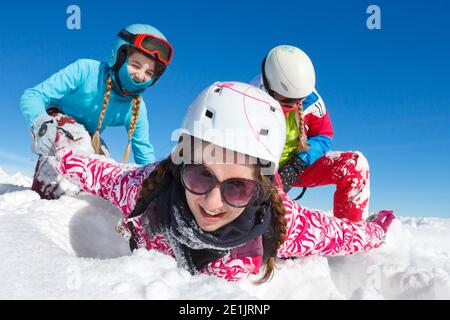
[20,59,155,165]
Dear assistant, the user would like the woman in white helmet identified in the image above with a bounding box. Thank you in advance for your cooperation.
[43,81,394,282]
[253,45,371,222]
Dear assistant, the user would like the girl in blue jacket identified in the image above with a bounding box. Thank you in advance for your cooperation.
[20,23,174,199]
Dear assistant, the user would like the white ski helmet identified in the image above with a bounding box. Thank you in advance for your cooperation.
[175,82,286,174]
[262,45,316,99]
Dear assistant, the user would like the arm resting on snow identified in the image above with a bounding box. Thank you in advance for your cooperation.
[56,148,155,216]
[277,188,385,258]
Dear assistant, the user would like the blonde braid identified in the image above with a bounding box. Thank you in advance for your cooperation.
[121,95,141,163]
[295,105,310,153]
[92,76,113,154]
[255,176,288,284]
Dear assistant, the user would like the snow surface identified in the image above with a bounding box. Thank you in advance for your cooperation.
[0,168,449,300]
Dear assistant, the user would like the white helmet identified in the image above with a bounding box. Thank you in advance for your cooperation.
[263,45,316,99]
[175,82,286,174]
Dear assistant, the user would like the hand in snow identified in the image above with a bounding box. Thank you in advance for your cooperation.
[278,156,306,193]
[367,210,396,233]
[31,114,57,156]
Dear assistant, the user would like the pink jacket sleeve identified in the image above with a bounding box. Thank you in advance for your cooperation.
[277,187,385,258]
[56,148,156,217]
[202,254,262,282]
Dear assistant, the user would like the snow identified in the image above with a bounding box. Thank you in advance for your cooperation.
[0,168,449,300]
[0,167,32,190]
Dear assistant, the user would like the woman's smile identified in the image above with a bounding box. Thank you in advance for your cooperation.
[198,204,227,220]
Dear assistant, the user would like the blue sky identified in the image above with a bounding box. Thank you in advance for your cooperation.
[0,0,449,217]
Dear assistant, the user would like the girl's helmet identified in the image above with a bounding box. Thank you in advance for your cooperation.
[262,45,316,99]
[108,24,173,92]
[175,82,286,174]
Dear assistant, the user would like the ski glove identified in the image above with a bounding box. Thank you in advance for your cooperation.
[367,210,396,233]
[31,114,57,156]
[278,156,306,193]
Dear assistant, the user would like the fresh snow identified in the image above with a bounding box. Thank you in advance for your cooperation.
[0,168,449,300]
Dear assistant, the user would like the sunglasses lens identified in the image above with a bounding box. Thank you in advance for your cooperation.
[141,37,173,63]
[181,165,260,208]
[222,179,259,208]
[181,164,215,194]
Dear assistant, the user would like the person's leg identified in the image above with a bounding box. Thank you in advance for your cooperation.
[298,151,370,221]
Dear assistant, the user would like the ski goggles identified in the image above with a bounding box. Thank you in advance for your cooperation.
[118,29,174,65]
[268,89,304,105]
[180,164,262,208]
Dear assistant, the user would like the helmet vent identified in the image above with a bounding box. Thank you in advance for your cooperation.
[205,109,214,119]
[213,87,222,94]
[280,81,289,92]
[260,129,269,136]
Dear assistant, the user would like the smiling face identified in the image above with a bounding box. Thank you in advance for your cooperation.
[184,161,258,232]
[127,50,156,83]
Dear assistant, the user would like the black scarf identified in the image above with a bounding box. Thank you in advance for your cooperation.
[148,177,272,275]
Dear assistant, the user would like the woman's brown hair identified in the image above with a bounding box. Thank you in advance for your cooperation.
[253,174,287,284]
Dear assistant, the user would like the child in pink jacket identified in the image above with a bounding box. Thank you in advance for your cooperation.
[48,82,394,283]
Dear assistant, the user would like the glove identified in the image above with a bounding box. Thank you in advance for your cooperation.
[53,120,95,156]
[31,114,57,155]
[278,155,306,193]
[367,210,396,233]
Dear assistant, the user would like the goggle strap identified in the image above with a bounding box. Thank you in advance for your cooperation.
[118,29,135,43]
[261,56,271,91]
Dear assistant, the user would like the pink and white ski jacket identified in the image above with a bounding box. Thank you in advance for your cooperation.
[56,149,386,282]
